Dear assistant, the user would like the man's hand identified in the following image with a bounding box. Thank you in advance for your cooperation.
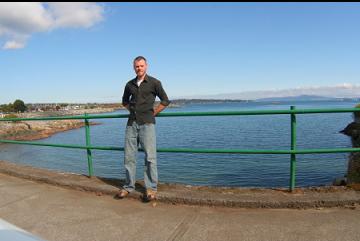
[153,104,167,116]
[123,104,130,111]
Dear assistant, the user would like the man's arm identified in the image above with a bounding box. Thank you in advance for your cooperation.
[122,84,131,112]
[153,103,167,116]
[154,81,170,116]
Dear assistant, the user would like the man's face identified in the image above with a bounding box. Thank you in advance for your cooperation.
[133,59,147,78]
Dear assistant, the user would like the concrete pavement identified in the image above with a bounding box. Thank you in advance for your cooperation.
[0,173,359,241]
[0,166,360,240]
[1,160,360,209]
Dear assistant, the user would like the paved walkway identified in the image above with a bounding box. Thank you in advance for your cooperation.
[0,172,360,240]
[1,160,360,209]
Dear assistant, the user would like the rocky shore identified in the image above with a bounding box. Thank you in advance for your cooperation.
[341,106,360,186]
[0,107,118,141]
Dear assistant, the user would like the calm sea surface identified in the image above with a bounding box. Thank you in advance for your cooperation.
[0,100,358,188]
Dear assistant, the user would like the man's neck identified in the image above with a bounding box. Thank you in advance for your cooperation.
[137,74,146,81]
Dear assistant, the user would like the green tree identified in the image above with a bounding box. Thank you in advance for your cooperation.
[0,103,14,113]
[13,99,27,113]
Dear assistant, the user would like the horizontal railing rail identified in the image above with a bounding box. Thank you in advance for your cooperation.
[1,107,360,122]
[1,139,360,154]
[1,106,360,191]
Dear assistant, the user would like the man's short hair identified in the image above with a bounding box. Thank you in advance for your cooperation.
[134,56,147,63]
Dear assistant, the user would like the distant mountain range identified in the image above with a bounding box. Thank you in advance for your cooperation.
[177,83,360,100]
[255,95,338,102]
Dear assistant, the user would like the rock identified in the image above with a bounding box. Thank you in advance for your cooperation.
[10,108,110,138]
[344,109,360,184]
[348,153,360,184]
[340,122,360,139]
[0,114,97,141]
[333,177,347,186]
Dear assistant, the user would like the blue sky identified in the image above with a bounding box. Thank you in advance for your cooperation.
[0,2,359,104]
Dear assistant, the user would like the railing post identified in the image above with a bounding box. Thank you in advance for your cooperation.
[290,106,297,192]
[84,113,94,177]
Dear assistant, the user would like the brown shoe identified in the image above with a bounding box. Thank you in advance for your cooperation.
[117,189,129,199]
[146,189,157,201]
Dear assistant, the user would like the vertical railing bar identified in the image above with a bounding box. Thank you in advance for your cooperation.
[290,106,297,192]
[84,113,94,177]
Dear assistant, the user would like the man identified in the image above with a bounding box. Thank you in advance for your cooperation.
[118,56,170,201]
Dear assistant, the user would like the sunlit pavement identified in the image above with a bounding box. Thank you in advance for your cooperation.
[0,173,360,241]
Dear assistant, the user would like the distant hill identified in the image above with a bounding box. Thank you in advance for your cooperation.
[255,95,337,102]
[171,99,250,106]
[176,84,360,100]
[167,96,360,107]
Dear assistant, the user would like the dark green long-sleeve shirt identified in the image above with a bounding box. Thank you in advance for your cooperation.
[122,75,170,126]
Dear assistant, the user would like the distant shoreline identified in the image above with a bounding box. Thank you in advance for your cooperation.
[1,99,359,142]
[0,107,115,141]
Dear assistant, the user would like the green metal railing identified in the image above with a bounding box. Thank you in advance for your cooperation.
[1,106,360,191]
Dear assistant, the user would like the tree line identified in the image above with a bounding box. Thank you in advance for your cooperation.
[0,99,27,113]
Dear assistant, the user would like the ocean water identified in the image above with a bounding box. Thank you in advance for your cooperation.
[0,100,357,188]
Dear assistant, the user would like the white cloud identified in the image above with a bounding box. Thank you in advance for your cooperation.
[294,83,360,90]
[48,3,104,29]
[335,83,359,89]
[0,2,104,50]
[3,40,26,49]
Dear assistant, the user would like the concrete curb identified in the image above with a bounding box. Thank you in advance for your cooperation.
[1,160,360,209]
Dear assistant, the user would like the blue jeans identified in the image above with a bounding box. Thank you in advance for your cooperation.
[123,122,157,192]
